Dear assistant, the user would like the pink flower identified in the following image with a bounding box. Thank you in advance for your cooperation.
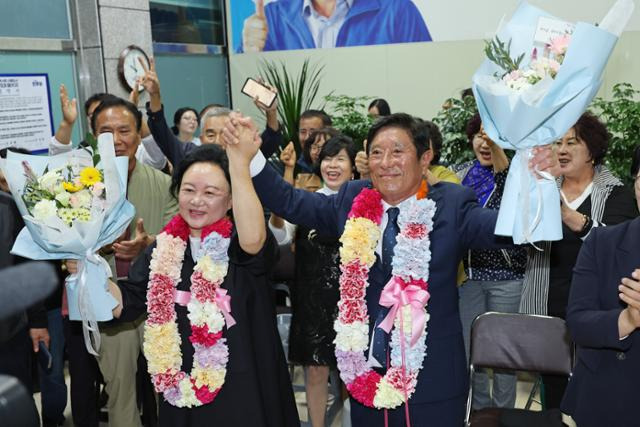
[403,223,427,239]
[341,261,369,280]
[338,300,368,323]
[152,371,185,392]
[347,371,382,407]
[91,181,105,197]
[385,367,417,395]
[146,275,176,325]
[201,217,233,239]
[548,34,571,56]
[192,382,220,404]
[408,278,428,291]
[504,69,523,82]
[339,276,366,300]
[164,215,190,240]
[190,325,223,347]
[190,271,217,302]
[348,188,383,224]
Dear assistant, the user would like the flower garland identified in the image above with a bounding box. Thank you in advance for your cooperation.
[334,184,436,409]
[144,214,234,408]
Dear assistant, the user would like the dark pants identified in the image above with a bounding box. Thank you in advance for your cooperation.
[39,308,67,426]
[541,374,568,410]
[350,394,466,427]
[64,318,101,427]
[0,326,33,393]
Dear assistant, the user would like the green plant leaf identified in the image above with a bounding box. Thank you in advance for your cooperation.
[590,82,640,184]
[259,58,326,151]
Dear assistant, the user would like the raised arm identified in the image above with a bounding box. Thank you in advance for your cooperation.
[139,57,188,167]
[224,112,266,254]
[49,84,77,155]
[223,113,342,237]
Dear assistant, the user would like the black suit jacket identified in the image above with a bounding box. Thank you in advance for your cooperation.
[562,217,640,426]
[253,163,506,403]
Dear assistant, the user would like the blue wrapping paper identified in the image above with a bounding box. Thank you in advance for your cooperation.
[472,2,620,244]
[2,134,135,353]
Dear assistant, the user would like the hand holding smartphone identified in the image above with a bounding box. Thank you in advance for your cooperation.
[241,78,277,108]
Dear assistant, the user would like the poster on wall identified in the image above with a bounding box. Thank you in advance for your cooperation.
[231,0,433,53]
[0,74,54,153]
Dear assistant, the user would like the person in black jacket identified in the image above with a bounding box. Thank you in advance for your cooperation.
[561,147,640,426]
[0,154,49,395]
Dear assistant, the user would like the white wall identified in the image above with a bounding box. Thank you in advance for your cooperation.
[227,1,640,123]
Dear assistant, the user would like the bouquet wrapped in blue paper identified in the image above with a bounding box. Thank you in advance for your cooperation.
[472,0,634,244]
[1,133,135,354]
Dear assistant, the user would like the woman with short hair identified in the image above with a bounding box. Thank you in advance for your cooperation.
[561,145,640,426]
[521,112,638,408]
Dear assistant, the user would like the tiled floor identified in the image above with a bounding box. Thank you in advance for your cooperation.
[34,368,575,426]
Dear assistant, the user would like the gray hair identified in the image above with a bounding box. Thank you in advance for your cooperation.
[200,107,231,130]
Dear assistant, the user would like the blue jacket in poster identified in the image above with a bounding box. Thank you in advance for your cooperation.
[240,0,431,52]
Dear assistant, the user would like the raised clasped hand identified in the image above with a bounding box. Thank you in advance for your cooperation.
[223,112,262,163]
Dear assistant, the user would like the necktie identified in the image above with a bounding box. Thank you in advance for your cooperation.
[381,207,400,276]
[371,207,400,369]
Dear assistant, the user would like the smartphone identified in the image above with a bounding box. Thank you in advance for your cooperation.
[37,341,53,372]
[241,78,277,108]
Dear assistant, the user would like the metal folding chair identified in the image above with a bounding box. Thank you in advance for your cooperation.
[465,312,574,427]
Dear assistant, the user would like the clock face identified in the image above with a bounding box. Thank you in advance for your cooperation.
[119,46,149,92]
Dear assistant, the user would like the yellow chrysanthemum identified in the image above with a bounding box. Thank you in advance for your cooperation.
[143,323,182,374]
[339,218,380,266]
[62,181,84,193]
[192,367,226,390]
[195,256,228,283]
[373,379,405,408]
[80,167,102,186]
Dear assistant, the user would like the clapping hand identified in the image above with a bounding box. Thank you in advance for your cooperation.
[112,218,152,262]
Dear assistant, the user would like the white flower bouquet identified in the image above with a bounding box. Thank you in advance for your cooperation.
[472,0,634,244]
[1,133,135,354]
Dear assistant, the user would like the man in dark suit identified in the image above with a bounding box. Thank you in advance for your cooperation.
[224,112,555,426]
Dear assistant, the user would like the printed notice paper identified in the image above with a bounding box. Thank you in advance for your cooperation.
[0,74,54,152]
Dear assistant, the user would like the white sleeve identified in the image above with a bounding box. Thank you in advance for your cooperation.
[249,151,267,177]
[268,220,296,246]
[48,135,73,155]
[139,135,167,169]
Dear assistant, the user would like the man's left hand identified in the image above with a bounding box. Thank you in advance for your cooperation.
[29,328,50,352]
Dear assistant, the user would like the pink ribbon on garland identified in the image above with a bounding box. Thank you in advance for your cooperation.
[173,288,236,328]
[214,288,236,328]
[174,290,191,306]
[378,277,430,346]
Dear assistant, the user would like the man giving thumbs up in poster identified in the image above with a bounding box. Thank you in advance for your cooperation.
[240,0,431,52]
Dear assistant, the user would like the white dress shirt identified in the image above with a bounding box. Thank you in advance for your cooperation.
[302,0,352,48]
